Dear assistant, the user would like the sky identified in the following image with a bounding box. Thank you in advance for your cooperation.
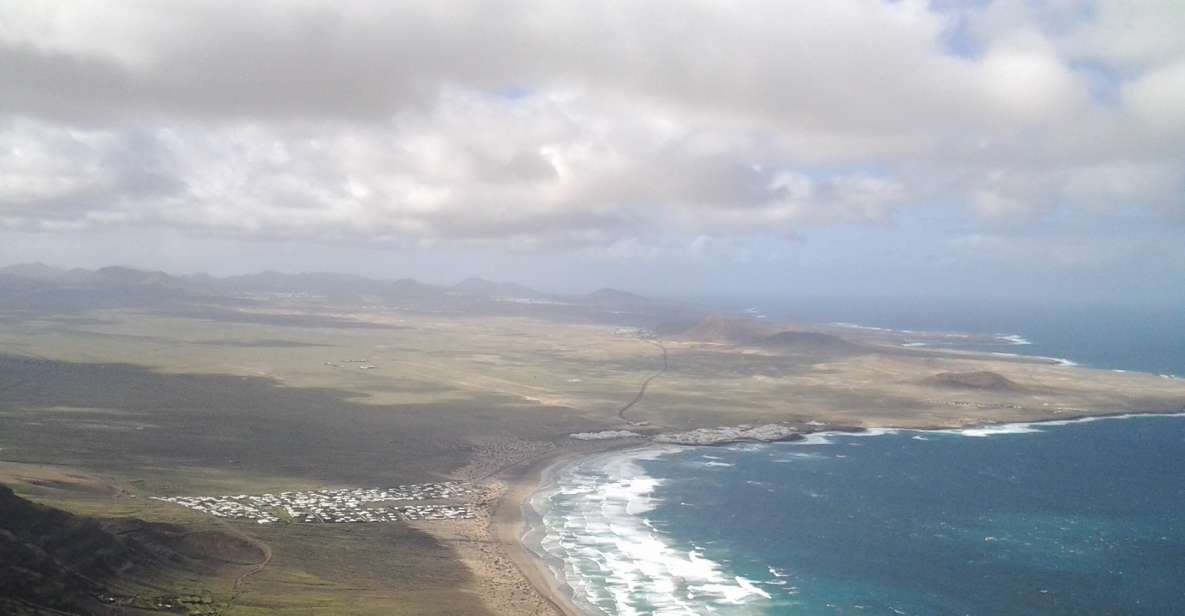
[0,0,1182,304]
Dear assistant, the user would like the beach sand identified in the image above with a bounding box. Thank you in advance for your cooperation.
[492,456,583,616]
[409,481,564,616]
[413,439,642,616]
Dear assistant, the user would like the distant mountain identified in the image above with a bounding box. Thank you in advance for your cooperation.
[0,264,206,311]
[1,263,189,289]
[0,264,693,324]
[90,265,187,288]
[583,287,653,307]
[452,277,547,299]
[0,262,66,281]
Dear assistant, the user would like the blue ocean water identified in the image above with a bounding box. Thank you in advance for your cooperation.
[529,304,1185,614]
[534,416,1185,615]
[759,299,1185,377]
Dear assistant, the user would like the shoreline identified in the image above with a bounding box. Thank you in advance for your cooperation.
[496,408,1185,614]
[491,440,644,616]
[875,408,1185,435]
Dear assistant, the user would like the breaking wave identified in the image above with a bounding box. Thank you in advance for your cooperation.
[527,448,771,615]
[930,412,1185,438]
[989,350,1078,366]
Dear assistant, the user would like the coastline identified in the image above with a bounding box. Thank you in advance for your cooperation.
[492,440,645,616]
[497,408,1185,615]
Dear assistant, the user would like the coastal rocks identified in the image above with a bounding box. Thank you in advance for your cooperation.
[568,430,645,440]
[654,424,802,446]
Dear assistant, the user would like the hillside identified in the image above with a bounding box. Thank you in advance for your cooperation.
[0,485,253,615]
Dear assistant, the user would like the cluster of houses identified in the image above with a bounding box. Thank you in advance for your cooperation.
[395,504,476,520]
[324,359,378,370]
[926,399,1026,410]
[613,326,655,339]
[150,482,475,525]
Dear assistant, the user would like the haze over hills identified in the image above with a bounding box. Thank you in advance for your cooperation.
[0,263,694,325]
[0,263,885,351]
[0,263,933,354]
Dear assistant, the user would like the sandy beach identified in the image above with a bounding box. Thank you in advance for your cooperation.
[489,440,646,616]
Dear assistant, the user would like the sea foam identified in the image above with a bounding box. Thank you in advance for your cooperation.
[529,448,771,615]
[928,412,1185,438]
[942,423,1043,437]
[996,333,1032,345]
[989,351,1078,366]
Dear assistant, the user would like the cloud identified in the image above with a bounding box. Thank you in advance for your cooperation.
[1124,59,1185,133]
[0,89,911,243]
[0,0,1181,260]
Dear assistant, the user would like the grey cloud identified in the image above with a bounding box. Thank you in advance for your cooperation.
[0,1,1104,132]
[0,121,181,228]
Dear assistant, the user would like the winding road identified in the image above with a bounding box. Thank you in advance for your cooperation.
[617,340,668,423]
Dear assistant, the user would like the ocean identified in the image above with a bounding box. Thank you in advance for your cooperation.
[527,304,1185,615]
[760,298,1184,377]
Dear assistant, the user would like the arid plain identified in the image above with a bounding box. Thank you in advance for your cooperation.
[2,268,1183,615]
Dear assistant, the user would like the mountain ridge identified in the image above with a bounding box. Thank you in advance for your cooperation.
[0,263,645,303]
[0,263,685,323]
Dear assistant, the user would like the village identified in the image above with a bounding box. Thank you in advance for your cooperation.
[151,482,478,524]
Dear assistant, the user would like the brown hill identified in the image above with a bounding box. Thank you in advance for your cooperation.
[678,316,862,357]
[583,287,653,307]
[923,371,1022,391]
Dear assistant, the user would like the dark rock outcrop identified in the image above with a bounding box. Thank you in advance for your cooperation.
[923,371,1022,391]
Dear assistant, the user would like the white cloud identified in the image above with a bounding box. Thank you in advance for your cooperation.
[1123,59,1185,133]
[1057,0,1185,70]
[0,0,1181,259]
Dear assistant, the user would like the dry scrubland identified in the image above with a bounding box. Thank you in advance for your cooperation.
[2,304,1184,615]
[4,308,1180,431]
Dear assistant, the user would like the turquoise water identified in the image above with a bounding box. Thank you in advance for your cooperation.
[533,415,1185,615]
[530,307,1185,614]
